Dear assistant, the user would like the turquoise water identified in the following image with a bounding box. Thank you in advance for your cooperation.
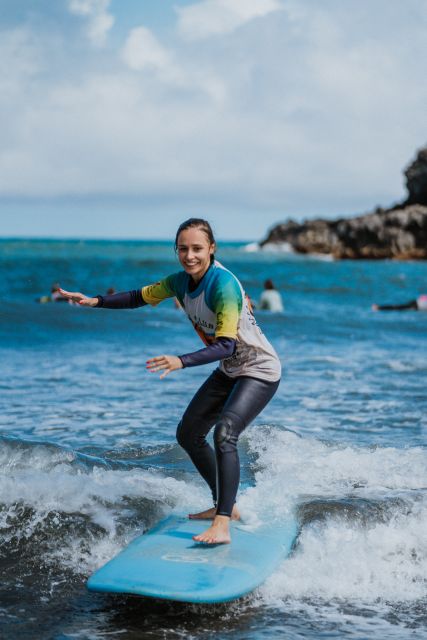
[0,239,426,639]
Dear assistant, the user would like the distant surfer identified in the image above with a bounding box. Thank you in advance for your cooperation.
[258,279,284,312]
[59,219,281,545]
[37,283,71,304]
[372,294,427,312]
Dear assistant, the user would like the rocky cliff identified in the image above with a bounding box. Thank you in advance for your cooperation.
[260,147,427,259]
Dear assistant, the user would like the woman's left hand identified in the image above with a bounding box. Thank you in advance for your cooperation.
[146,355,183,379]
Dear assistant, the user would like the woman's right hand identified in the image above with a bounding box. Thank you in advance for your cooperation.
[58,288,98,307]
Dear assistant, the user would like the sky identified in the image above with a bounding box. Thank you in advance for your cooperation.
[0,0,426,240]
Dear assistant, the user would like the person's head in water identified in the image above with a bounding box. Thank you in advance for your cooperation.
[264,279,275,290]
[175,219,216,282]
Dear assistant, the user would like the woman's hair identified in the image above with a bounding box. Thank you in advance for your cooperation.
[175,218,216,264]
[264,279,275,290]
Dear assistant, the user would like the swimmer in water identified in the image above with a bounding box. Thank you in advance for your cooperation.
[258,279,284,312]
[37,283,71,304]
[372,294,427,312]
[59,219,281,545]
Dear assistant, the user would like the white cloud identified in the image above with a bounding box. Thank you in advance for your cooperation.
[68,0,114,47]
[176,0,283,40]
[121,27,171,71]
[0,28,45,150]
[120,26,227,104]
[0,28,43,87]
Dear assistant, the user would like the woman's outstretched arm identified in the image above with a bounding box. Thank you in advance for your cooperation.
[58,288,147,309]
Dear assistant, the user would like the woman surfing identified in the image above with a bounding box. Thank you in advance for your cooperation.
[59,219,281,545]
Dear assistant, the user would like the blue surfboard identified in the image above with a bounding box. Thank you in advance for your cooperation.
[87,515,298,603]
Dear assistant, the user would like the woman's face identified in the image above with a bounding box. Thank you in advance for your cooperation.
[177,227,215,282]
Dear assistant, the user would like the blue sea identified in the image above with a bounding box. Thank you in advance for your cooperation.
[1,238,426,640]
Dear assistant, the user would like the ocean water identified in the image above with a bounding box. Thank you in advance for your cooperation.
[0,238,426,640]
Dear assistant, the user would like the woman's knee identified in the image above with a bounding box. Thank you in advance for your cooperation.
[213,415,243,453]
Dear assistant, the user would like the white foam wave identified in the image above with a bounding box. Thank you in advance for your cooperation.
[242,242,260,253]
[0,438,76,472]
[0,445,210,574]
[2,430,426,606]
[308,355,343,364]
[258,242,295,254]
[386,360,422,373]
[243,428,426,501]
[261,503,427,602]
[241,427,427,604]
[300,395,330,410]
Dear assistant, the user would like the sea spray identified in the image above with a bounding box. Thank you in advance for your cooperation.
[241,428,427,604]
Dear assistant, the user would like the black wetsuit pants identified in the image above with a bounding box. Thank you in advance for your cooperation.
[377,300,418,311]
[176,368,280,517]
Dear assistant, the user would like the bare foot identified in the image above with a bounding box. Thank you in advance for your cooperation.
[193,515,231,544]
[189,505,240,521]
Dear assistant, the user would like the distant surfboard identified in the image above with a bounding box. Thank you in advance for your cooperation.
[87,514,298,603]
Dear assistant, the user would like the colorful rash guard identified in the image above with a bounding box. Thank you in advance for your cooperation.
[141,261,281,382]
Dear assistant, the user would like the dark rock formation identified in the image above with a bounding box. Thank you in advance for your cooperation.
[404,147,427,206]
[261,147,427,259]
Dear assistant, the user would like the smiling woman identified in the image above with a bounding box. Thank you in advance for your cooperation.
[59,217,281,545]
[175,217,216,279]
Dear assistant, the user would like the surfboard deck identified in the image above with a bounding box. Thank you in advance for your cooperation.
[87,514,298,603]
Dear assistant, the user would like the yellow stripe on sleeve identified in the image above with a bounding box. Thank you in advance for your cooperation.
[141,276,176,306]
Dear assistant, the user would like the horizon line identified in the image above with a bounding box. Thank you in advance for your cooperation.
[0,235,253,244]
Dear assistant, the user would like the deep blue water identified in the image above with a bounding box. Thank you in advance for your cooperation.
[0,238,426,640]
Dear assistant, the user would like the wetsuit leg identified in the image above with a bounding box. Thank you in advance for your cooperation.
[377,300,418,310]
[176,369,235,504]
[214,376,280,517]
